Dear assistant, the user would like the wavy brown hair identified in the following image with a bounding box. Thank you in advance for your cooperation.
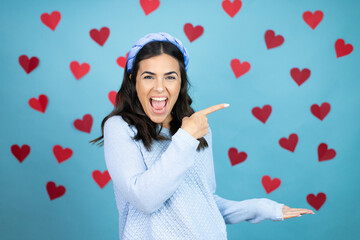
[89,41,208,151]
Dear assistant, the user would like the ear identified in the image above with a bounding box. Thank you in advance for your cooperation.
[129,74,132,79]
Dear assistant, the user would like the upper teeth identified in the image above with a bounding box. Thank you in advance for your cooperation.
[151,97,167,101]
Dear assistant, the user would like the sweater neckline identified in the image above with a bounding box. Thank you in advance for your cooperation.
[157,125,171,137]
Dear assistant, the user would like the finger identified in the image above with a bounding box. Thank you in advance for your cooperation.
[288,208,310,211]
[198,103,230,116]
[285,209,314,215]
[299,210,315,214]
[288,208,314,213]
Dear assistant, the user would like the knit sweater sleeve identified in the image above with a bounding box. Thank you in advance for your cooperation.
[103,116,199,215]
[207,127,284,224]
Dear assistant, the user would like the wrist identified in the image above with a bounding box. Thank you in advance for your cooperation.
[180,126,196,139]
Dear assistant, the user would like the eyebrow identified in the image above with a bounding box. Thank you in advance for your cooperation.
[140,71,178,76]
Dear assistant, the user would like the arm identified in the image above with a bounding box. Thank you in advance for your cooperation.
[213,195,284,224]
[207,127,284,224]
[104,116,199,214]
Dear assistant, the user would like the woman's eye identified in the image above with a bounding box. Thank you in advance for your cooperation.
[166,76,176,80]
[144,76,153,79]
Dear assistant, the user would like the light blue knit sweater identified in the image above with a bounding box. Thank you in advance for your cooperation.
[104,115,284,239]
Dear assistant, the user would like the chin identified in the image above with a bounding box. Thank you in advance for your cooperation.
[148,113,168,125]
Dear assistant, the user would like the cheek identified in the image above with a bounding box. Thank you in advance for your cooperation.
[136,82,147,100]
[172,83,181,100]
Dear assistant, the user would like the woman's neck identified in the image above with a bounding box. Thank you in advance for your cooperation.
[162,115,172,129]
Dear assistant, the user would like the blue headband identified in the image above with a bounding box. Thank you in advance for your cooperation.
[126,32,189,73]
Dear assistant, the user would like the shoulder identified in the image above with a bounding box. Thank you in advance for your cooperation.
[104,115,127,129]
[104,115,136,137]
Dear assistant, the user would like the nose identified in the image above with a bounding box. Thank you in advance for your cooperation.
[154,78,165,92]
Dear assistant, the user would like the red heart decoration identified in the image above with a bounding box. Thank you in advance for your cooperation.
[318,143,336,162]
[230,59,251,78]
[290,68,311,86]
[70,61,90,80]
[19,55,39,74]
[108,91,117,106]
[28,94,48,113]
[311,102,330,121]
[222,0,242,18]
[140,0,160,15]
[252,105,272,123]
[53,145,73,164]
[279,133,298,152]
[228,147,247,166]
[307,192,326,211]
[46,181,66,200]
[11,144,30,163]
[184,23,204,42]
[116,52,129,68]
[92,170,111,188]
[264,30,284,49]
[40,11,61,31]
[335,39,353,58]
[74,114,93,133]
[261,175,281,194]
[303,10,323,30]
[90,27,110,46]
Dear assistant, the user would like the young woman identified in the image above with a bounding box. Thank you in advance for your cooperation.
[90,32,314,239]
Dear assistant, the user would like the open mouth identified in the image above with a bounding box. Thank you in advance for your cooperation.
[149,97,168,114]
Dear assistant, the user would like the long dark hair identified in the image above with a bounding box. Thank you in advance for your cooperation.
[89,41,208,151]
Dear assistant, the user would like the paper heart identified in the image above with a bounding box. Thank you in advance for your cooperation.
[262,175,281,194]
[230,59,250,78]
[307,192,326,210]
[116,52,129,68]
[53,145,73,164]
[11,144,31,163]
[303,10,323,30]
[70,61,90,80]
[92,170,111,188]
[184,23,204,42]
[252,105,272,123]
[90,27,110,46]
[46,181,66,200]
[108,91,117,106]
[28,94,48,113]
[73,114,93,133]
[19,55,39,74]
[40,11,61,31]
[140,0,160,15]
[290,68,311,86]
[335,39,353,58]
[222,0,242,18]
[265,30,284,49]
[311,102,330,121]
[279,133,298,152]
[228,147,247,166]
[318,143,336,162]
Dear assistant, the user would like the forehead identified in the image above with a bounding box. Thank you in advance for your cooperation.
[138,54,180,73]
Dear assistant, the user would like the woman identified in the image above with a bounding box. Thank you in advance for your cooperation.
[90,32,314,239]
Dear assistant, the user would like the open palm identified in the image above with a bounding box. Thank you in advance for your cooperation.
[282,205,315,219]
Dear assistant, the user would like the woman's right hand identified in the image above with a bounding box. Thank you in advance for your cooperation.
[282,205,315,219]
[180,103,229,139]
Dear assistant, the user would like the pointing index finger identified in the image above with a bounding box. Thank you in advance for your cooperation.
[198,103,230,116]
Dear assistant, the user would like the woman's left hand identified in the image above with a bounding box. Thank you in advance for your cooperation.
[282,205,315,219]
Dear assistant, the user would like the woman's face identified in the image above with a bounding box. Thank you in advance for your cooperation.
[135,53,181,129]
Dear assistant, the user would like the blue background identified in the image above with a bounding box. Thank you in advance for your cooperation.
[1,0,359,239]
